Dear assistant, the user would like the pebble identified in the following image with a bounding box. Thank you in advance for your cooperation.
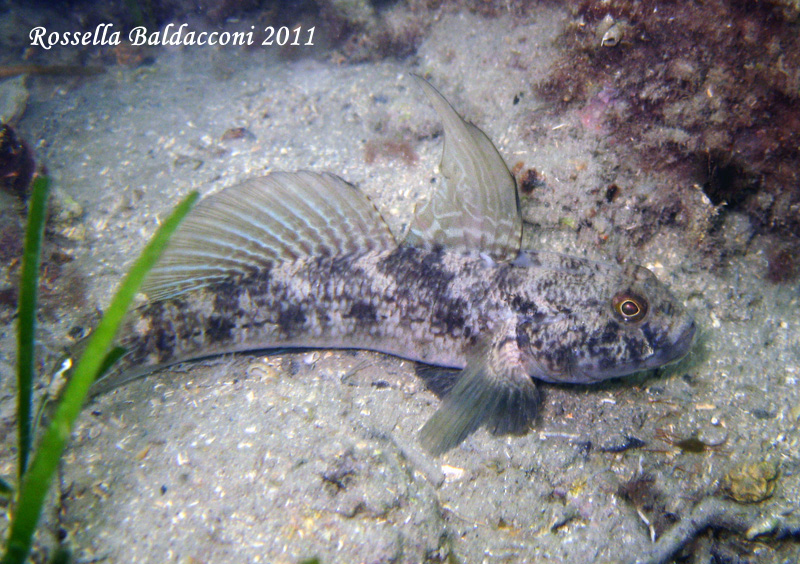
[721,460,779,503]
[0,76,28,125]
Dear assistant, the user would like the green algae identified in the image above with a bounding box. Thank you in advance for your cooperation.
[1,183,197,564]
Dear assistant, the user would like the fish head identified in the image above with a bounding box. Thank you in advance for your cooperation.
[510,251,696,384]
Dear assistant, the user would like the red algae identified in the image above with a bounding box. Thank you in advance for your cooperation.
[535,0,800,241]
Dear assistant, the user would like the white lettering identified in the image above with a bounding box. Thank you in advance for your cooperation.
[167,23,188,45]
[32,22,279,50]
[29,26,48,48]
[129,26,147,46]
[231,30,248,46]
[95,23,107,45]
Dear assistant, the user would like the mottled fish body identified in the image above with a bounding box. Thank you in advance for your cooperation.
[118,245,496,380]
[94,77,695,454]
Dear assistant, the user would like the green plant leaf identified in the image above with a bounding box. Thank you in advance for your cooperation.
[47,546,72,564]
[0,476,12,497]
[2,191,198,564]
[16,176,50,480]
[97,346,128,380]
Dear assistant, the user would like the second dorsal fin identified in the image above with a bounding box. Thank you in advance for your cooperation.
[404,76,522,261]
[142,171,397,301]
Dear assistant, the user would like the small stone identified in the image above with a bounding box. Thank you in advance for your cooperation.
[245,361,279,380]
[441,464,465,482]
[220,127,255,142]
[56,223,86,242]
[50,188,84,225]
[0,76,28,125]
[721,460,778,503]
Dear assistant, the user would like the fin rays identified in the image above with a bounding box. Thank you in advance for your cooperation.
[405,76,522,261]
[142,171,397,300]
[137,79,536,455]
[419,338,539,455]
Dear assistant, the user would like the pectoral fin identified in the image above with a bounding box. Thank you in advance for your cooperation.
[418,338,539,455]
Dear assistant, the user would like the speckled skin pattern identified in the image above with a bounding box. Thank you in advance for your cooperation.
[111,244,695,388]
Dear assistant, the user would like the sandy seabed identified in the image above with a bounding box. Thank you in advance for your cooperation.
[1,5,799,564]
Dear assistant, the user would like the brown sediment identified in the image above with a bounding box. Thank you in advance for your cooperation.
[516,167,545,195]
[0,125,35,200]
[0,64,105,79]
[766,243,800,284]
[364,138,418,166]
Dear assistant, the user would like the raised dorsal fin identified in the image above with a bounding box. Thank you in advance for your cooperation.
[142,171,397,301]
[404,76,522,261]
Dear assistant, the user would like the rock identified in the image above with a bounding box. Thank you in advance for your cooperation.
[0,76,28,125]
[721,460,779,503]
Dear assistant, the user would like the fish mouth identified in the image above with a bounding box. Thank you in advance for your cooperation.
[529,318,697,385]
[563,318,697,383]
[644,318,696,370]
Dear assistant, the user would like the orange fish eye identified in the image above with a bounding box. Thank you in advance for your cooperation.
[612,292,648,322]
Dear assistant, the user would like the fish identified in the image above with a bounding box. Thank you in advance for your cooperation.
[91,76,696,455]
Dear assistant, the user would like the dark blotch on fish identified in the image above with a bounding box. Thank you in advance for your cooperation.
[278,304,306,337]
[347,301,378,324]
[206,315,236,342]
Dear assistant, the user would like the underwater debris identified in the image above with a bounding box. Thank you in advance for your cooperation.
[721,460,779,504]
[628,497,769,564]
[221,127,255,142]
[599,434,646,453]
[654,426,728,454]
[596,14,627,47]
[515,166,546,195]
[363,137,418,166]
[0,124,35,200]
[766,244,799,284]
[616,473,676,539]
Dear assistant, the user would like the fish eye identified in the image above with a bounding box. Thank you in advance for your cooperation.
[612,292,648,323]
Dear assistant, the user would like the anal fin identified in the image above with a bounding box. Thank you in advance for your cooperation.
[418,337,539,456]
